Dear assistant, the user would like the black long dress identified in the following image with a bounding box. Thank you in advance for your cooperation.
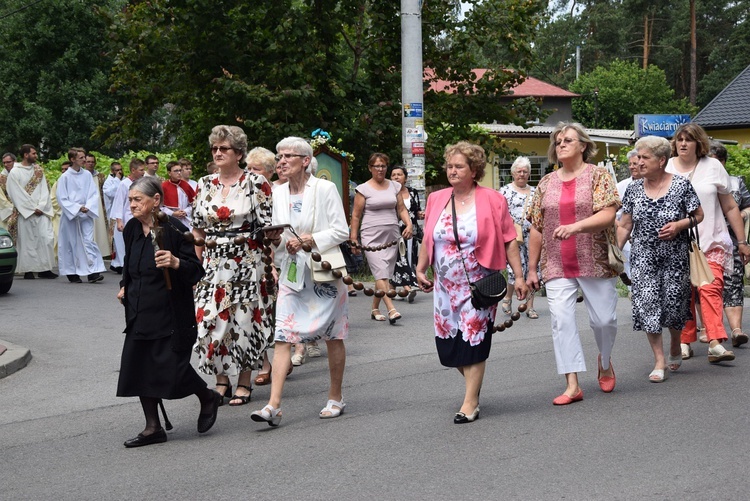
[390,187,422,288]
[116,216,206,399]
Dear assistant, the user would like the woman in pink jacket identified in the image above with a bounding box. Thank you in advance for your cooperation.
[416,141,527,424]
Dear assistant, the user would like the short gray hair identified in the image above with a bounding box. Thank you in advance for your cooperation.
[510,156,531,174]
[246,147,276,176]
[276,136,313,158]
[308,156,318,175]
[130,176,163,201]
[626,150,638,160]
[547,122,598,164]
[634,135,671,162]
[209,125,248,165]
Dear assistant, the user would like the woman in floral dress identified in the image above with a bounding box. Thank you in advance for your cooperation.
[499,156,539,318]
[416,142,527,424]
[192,125,274,406]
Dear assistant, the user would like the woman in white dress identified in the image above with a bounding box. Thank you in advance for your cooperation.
[251,136,349,427]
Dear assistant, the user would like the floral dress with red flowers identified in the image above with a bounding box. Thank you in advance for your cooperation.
[432,207,496,367]
[191,171,274,376]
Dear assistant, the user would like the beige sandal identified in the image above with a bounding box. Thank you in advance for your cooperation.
[371,309,386,321]
[501,299,512,315]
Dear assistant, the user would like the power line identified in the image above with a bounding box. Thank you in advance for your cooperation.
[0,0,46,22]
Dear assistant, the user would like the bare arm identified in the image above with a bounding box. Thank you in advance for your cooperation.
[720,192,750,262]
[616,213,633,249]
[526,226,543,290]
[349,192,366,254]
[395,195,413,240]
[504,239,528,300]
[415,237,433,292]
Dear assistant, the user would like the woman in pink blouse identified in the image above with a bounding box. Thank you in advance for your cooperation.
[527,123,620,405]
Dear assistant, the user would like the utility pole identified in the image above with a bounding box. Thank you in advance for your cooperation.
[401,0,425,191]
[690,0,697,105]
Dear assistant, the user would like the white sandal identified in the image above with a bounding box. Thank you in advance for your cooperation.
[319,399,346,419]
[648,368,668,383]
[250,405,282,427]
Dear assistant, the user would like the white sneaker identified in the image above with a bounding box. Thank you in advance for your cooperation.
[291,351,307,366]
[307,343,322,358]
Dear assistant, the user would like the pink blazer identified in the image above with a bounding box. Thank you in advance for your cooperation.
[422,185,516,271]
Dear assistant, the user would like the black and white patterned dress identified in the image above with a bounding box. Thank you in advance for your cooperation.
[498,184,535,284]
[622,175,701,333]
[390,187,421,288]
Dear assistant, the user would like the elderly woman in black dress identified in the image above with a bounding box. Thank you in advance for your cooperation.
[116,177,220,448]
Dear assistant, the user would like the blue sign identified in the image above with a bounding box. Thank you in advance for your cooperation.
[635,114,691,138]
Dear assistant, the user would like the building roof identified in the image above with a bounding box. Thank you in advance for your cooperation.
[694,64,750,128]
[426,69,579,98]
[479,124,635,145]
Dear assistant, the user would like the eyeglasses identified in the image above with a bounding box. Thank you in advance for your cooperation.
[274,153,307,162]
[554,138,579,147]
[211,146,236,154]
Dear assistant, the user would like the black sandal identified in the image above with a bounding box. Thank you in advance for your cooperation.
[215,382,232,407]
[228,384,252,406]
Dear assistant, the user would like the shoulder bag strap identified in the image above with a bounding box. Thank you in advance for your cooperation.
[451,193,472,285]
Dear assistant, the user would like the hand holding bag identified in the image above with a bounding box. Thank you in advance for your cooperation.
[451,194,507,309]
[687,214,714,288]
[307,180,348,283]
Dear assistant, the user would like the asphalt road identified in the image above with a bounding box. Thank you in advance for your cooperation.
[1,273,749,500]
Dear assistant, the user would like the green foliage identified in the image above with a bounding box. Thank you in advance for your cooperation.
[42,151,182,185]
[532,0,750,107]
[569,60,697,129]
[725,145,750,187]
[0,0,125,159]
[100,1,546,185]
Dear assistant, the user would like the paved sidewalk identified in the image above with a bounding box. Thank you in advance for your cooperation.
[0,338,31,379]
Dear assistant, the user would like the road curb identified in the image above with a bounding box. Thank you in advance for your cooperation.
[0,339,32,379]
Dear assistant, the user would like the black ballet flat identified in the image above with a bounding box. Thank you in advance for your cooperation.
[197,390,222,433]
[123,428,167,448]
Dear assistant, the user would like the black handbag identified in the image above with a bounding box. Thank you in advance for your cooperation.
[450,194,507,309]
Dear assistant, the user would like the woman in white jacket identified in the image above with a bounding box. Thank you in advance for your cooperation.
[251,137,350,427]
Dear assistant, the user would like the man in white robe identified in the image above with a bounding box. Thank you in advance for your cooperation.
[56,147,105,283]
[102,162,123,272]
[6,145,57,279]
[161,161,195,230]
[110,158,145,272]
[0,153,17,236]
[83,153,111,258]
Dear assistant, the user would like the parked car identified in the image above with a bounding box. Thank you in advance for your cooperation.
[0,227,17,294]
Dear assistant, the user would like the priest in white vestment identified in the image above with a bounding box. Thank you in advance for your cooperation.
[56,148,105,283]
[109,158,145,271]
[162,161,195,230]
[83,155,112,258]
[6,146,57,278]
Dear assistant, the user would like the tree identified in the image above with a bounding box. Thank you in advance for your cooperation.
[100,0,547,182]
[0,0,125,159]
[569,59,696,129]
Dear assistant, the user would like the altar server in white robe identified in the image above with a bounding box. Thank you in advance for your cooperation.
[6,145,57,278]
[56,147,105,283]
[109,158,145,271]
[161,161,195,230]
[83,153,111,258]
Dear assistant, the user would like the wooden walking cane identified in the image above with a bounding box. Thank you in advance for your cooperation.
[150,212,172,290]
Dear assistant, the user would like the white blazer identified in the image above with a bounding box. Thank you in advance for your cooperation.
[272,175,349,267]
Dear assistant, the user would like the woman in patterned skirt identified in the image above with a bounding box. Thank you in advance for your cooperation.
[499,156,539,318]
[192,125,275,406]
[416,142,527,424]
[617,136,703,382]
[389,165,423,302]
[251,136,350,426]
